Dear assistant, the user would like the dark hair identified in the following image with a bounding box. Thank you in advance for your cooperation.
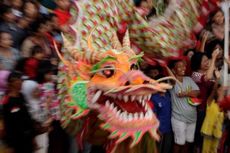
[36,60,53,83]
[146,7,156,19]
[7,71,22,83]
[210,9,223,23]
[144,64,163,79]
[190,52,207,71]
[30,15,50,33]
[30,45,43,56]
[0,4,12,19]
[204,39,223,58]
[168,59,184,69]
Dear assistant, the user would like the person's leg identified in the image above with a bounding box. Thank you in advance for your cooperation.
[185,122,196,153]
[171,117,186,153]
[194,110,206,153]
[210,138,219,153]
[161,132,173,153]
[202,136,210,153]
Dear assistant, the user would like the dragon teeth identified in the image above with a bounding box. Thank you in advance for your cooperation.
[134,113,138,120]
[110,103,114,109]
[140,112,144,119]
[138,96,142,102]
[92,90,102,103]
[147,95,151,101]
[145,104,148,110]
[128,113,133,121]
[124,95,128,102]
[118,94,122,100]
[131,95,135,102]
[106,100,110,107]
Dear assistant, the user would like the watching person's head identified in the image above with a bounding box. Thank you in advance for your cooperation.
[55,0,71,11]
[0,31,13,49]
[169,59,186,77]
[7,71,23,92]
[30,45,44,60]
[191,52,209,72]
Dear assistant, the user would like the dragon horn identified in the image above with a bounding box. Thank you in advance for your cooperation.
[122,30,130,49]
[111,31,122,50]
[86,27,105,63]
[122,30,135,55]
[62,33,84,61]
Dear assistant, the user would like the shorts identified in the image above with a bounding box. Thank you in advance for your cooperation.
[171,117,196,145]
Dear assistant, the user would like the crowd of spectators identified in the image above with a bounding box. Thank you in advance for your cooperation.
[0,0,229,153]
[0,0,71,153]
[142,3,230,153]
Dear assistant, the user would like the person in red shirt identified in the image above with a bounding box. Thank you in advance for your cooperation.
[24,45,44,80]
[53,0,71,32]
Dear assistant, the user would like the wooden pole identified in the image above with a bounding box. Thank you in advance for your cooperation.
[221,2,230,87]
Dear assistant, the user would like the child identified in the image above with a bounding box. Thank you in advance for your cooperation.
[53,0,71,32]
[1,71,35,153]
[36,60,60,121]
[21,80,51,153]
[166,59,200,153]
[201,70,224,153]
[149,67,173,153]
[23,45,44,80]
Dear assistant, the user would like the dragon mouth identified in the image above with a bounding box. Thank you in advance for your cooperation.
[87,88,159,147]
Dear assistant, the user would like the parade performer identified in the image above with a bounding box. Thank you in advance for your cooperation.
[56,0,219,152]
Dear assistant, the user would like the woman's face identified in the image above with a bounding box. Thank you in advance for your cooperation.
[11,0,23,9]
[173,61,186,76]
[56,0,70,11]
[214,44,223,58]
[23,2,38,19]
[0,32,13,48]
[213,11,224,25]
[3,10,16,23]
[200,55,209,71]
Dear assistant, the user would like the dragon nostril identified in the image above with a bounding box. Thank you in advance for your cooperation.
[143,80,149,84]
[125,81,130,86]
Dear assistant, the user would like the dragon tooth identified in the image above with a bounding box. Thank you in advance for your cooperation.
[105,100,110,107]
[113,107,118,113]
[131,95,136,102]
[134,113,138,120]
[145,112,149,119]
[124,95,128,102]
[110,103,114,110]
[124,111,128,118]
[142,100,145,106]
[145,104,148,110]
[117,110,121,115]
[146,110,153,119]
[92,90,102,103]
[140,112,144,119]
[147,94,152,101]
[138,96,142,103]
[118,94,122,100]
[143,95,147,101]
[128,113,133,121]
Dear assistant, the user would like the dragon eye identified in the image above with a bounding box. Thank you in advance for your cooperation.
[130,63,139,70]
[102,66,115,78]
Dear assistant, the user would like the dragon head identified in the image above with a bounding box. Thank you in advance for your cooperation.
[57,30,172,147]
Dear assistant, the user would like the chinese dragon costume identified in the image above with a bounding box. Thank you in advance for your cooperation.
[56,0,219,152]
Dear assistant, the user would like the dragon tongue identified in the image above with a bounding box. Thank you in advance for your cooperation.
[114,100,145,113]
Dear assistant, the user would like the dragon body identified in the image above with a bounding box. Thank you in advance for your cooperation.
[57,0,219,152]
